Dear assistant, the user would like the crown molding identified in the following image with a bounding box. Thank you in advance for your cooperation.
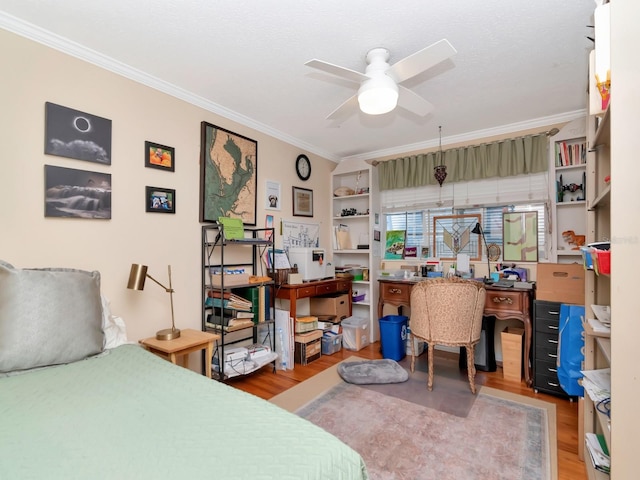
[343,109,587,163]
[0,13,341,163]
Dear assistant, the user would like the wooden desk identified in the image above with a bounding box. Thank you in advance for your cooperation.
[378,278,534,387]
[139,328,220,378]
[275,278,352,320]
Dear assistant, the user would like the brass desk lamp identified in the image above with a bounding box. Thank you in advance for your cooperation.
[127,264,180,340]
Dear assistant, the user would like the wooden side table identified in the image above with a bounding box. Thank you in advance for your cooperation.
[139,328,219,378]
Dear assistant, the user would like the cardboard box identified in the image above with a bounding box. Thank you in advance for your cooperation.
[501,327,524,382]
[310,293,350,321]
[294,330,322,365]
[536,263,585,305]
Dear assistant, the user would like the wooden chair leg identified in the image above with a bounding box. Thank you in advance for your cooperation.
[466,344,477,394]
[427,344,435,391]
[410,332,416,373]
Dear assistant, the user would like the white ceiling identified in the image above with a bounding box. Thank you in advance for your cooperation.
[0,0,594,162]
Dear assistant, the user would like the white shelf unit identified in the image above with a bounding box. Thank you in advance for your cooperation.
[331,159,380,342]
[583,102,611,478]
[548,117,588,263]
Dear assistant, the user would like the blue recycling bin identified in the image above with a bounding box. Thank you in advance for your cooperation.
[379,315,408,361]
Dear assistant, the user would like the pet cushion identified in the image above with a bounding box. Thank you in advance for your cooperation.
[0,260,105,373]
[338,359,409,384]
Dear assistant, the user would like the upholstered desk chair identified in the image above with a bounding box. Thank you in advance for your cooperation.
[409,277,486,394]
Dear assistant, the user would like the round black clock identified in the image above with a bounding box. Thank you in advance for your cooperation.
[295,154,311,181]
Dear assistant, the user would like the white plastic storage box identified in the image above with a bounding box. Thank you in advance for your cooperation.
[341,316,370,351]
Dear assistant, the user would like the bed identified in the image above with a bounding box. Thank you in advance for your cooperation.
[0,261,368,479]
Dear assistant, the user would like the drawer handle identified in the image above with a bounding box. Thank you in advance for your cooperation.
[390,288,403,294]
[549,310,560,315]
[492,296,513,305]
[548,382,559,387]
[547,354,557,359]
[547,325,559,330]
[548,368,557,373]
[547,339,558,344]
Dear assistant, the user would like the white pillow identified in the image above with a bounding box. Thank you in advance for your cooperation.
[101,294,129,349]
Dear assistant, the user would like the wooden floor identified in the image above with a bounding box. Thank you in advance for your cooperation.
[228,342,587,480]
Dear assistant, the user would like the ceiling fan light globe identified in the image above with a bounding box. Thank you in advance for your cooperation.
[357,77,398,115]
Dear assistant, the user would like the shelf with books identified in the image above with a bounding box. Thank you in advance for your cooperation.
[548,117,588,263]
[201,223,276,380]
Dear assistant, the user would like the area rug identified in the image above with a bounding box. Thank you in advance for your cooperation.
[271,357,557,480]
[360,353,478,417]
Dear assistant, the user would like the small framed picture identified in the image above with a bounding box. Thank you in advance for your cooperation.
[145,141,175,172]
[265,180,281,210]
[146,186,175,213]
[292,186,313,217]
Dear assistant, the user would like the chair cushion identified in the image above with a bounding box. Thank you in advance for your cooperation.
[0,260,105,373]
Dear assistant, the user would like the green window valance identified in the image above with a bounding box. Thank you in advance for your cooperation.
[377,133,548,191]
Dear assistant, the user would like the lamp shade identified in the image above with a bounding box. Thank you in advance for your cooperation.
[357,76,399,115]
[127,264,148,290]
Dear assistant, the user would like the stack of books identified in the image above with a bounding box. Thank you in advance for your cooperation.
[205,291,253,311]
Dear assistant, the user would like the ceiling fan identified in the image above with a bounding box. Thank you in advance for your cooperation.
[305,39,457,120]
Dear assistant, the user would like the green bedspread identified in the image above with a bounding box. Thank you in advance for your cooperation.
[0,344,368,479]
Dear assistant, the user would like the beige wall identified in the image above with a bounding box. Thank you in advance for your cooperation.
[0,29,335,345]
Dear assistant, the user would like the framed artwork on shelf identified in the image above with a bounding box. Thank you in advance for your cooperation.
[502,211,538,262]
[199,122,257,225]
[384,230,406,259]
[145,141,175,172]
[44,165,111,219]
[265,180,281,210]
[432,214,481,261]
[44,102,112,165]
[292,186,313,217]
[145,186,175,214]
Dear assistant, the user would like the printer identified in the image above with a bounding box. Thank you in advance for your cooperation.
[288,247,335,282]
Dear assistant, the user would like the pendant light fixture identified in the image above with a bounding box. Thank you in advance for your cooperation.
[434,126,447,206]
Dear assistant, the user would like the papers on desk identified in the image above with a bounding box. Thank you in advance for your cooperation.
[591,304,611,325]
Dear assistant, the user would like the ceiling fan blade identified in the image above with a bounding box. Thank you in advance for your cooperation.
[326,94,359,121]
[397,86,434,117]
[387,39,457,84]
[305,59,367,84]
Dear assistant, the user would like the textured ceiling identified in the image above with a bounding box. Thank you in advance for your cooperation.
[0,0,594,162]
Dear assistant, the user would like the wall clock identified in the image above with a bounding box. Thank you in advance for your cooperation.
[295,154,311,181]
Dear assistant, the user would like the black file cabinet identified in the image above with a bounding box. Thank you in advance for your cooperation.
[533,300,569,397]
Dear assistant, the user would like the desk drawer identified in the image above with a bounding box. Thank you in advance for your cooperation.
[485,290,524,312]
[534,300,562,321]
[379,282,412,304]
[315,283,337,295]
[535,371,567,396]
[335,280,351,293]
[535,316,561,335]
[294,286,317,299]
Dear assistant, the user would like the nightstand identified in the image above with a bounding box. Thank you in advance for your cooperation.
[139,328,219,378]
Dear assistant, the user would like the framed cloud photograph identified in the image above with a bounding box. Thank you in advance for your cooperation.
[44,165,111,219]
[44,102,112,165]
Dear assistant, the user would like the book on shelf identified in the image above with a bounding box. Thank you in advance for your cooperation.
[206,315,254,330]
[205,292,252,311]
[235,285,270,322]
[585,433,610,474]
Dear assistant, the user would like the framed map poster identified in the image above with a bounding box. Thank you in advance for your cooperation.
[503,211,538,262]
[199,122,257,224]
